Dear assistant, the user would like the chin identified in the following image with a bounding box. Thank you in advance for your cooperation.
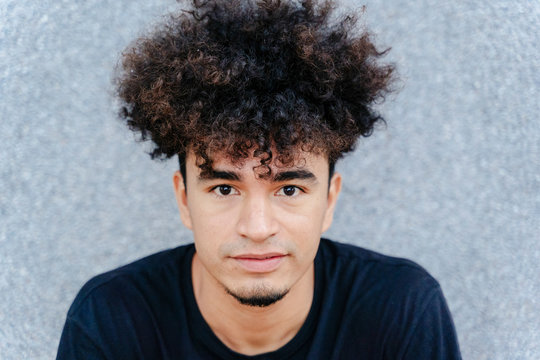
[224,283,290,307]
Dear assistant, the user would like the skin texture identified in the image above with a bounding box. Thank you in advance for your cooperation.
[173,150,342,355]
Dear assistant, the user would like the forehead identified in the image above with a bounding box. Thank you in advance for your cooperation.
[185,149,329,176]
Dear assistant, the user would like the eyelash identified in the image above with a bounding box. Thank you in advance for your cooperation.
[211,185,238,197]
[276,185,304,197]
[210,185,305,198]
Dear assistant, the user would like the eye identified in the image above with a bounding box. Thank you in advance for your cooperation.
[211,185,238,196]
[277,185,302,197]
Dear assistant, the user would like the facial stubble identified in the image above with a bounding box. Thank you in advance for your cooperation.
[225,284,290,307]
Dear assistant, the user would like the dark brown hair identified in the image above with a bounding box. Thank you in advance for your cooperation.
[116,0,395,177]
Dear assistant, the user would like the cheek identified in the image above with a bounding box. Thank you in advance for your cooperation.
[189,201,239,253]
[189,196,231,229]
[278,197,328,230]
[276,205,325,252]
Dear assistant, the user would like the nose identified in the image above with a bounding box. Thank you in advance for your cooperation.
[236,194,279,242]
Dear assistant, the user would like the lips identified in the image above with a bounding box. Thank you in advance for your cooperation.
[232,253,286,273]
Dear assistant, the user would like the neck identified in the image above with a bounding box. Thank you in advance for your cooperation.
[192,254,314,356]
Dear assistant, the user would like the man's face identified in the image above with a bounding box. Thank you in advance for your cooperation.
[173,150,341,306]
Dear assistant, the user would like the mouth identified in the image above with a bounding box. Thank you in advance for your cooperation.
[232,253,286,273]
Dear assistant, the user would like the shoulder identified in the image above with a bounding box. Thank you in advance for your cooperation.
[318,238,445,335]
[67,243,194,317]
[317,239,461,358]
[58,244,196,358]
[319,238,440,295]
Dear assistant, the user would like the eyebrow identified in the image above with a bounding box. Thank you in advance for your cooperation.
[273,170,316,183]
[198,170,241,182]
[197,169,317,183]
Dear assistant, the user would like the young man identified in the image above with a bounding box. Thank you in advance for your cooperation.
[57,0,461,358]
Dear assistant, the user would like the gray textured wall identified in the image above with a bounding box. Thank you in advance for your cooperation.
[1,0,538,359]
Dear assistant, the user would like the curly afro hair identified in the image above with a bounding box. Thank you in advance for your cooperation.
[116,0,395,177]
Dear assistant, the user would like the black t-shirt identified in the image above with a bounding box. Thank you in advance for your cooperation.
[57,238,461,359]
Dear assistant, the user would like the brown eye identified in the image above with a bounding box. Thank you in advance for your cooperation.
[211,184,239,197]
[218,185,232,195]
[281,185,299,197]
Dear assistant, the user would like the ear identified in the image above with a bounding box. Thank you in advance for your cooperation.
[173,171,193,230]
[321,172,342,233]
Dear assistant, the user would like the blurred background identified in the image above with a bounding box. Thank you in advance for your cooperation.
[1,0,538,358]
